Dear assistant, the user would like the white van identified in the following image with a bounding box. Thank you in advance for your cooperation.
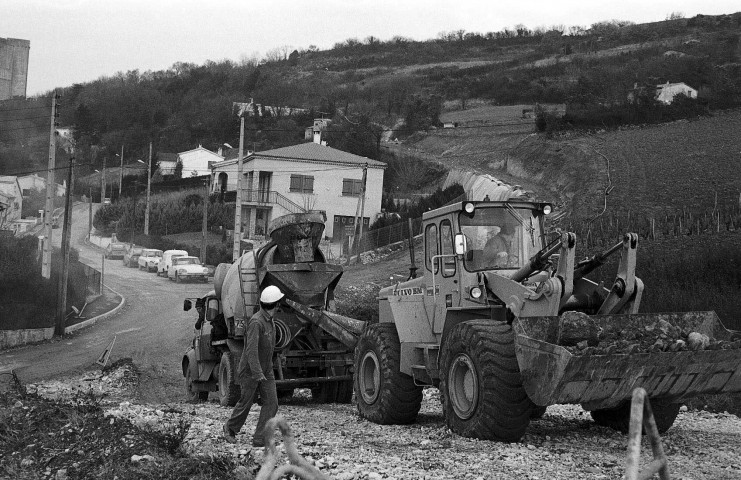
[158,249,188,277]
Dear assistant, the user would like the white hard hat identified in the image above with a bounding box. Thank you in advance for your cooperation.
[260,285,285,303]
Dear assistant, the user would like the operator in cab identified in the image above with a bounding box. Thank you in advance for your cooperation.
[484,223,517,267]
[223,285,284,447]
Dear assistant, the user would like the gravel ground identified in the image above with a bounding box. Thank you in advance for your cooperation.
[31,367,741,480]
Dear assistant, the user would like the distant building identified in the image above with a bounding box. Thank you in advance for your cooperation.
[0,37,30,100]
[17,174,66,197]
[0,176,23,226]
[655,82,697,104]
[176,145,224,177]
[155,152,179,176]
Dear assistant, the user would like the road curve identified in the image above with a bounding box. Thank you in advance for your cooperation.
[0,202,211,403]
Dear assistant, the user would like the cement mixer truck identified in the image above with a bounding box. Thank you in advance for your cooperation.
[182,212,366,405]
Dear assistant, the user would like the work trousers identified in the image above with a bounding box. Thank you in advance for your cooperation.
[225,376,278,443]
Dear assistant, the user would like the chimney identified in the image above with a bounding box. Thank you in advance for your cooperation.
[313,129,322,145]
[217,147,223,156]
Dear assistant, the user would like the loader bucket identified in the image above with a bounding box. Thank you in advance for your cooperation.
[513,311,741,410]
[261,263,343,307]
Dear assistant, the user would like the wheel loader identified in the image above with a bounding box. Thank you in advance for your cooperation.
[182,212,365,406]
[353,199,741,442]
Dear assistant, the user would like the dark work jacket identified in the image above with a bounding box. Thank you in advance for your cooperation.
[237,308,275,381]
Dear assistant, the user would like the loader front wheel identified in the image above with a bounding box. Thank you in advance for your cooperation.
[354,323,422,424]
[440,320,534,442]
[590,399,680,434]
[218,351,241,407]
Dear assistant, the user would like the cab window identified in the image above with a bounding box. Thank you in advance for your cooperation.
[425,223,439,274]
[440,219,456,277]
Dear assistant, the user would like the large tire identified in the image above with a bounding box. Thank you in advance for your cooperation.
[590,399,680,434]
[218,351,241,407]
[440,320,534,442]
[184,362,208,402]
[354,323,422,424]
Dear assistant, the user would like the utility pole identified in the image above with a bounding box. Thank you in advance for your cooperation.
[42,91,59,279]
[355,164,368,265]
[233,112,245,260]
[347,163,368,265]
[118,145,124,198]
[55,157,74,336]
[201,178,209,264]
[100,156,106,203]
[88,186,92,240]
[144,142,152,235]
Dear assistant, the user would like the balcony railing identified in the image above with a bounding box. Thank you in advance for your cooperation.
[220,189,306,214]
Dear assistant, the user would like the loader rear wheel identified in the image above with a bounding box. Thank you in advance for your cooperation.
[440,320,534,442]
[184,362,208,402]
[590,399,680,434]
[218,351,241,407]
[354,323,423,424]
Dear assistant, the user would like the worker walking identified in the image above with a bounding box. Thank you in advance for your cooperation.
[223,285,284,447]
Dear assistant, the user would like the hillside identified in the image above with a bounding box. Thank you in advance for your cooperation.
[2,12,741,222]
[388,105,741,220]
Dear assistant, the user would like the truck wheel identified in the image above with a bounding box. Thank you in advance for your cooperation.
[590,399,680,434]
[440,320,534,442]
[218,351,241,407]
[530,406,548,420]
[185,362,208,402]
[354,323,422,424]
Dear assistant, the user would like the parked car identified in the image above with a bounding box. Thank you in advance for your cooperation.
[137,248,163,272]
[122,244,144,267]
[167,256,209,283]
[104,240,127,259]
[158,249,189,277]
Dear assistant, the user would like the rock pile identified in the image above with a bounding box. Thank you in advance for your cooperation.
[558,312,741,356]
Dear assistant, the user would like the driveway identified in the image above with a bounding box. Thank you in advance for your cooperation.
[0,202,211,403]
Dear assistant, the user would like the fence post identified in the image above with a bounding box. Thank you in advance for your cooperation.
[100,254,105,295]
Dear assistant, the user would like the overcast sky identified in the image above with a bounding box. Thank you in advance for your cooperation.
[2,0,739,96]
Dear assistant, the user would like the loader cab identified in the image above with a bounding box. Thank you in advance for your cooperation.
[420,201,551,333]
[457,201,549,274]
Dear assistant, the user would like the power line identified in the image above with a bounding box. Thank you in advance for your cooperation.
[0,105,50,113]
[0,116,48,124]
[3,162,93,177]
[0,124,50,133]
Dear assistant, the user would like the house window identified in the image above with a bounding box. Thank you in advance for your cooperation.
[342,179,363,196]
[290,174,314,193]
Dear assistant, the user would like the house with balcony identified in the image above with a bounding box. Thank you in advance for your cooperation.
[210,141,386,241]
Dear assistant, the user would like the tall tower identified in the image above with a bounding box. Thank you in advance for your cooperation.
[0,37,30,100]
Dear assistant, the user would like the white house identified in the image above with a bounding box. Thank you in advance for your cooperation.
[655,82,697,104]
[210,141,386,241]
[17,174,66,197]
[177,145,224,177]
[0,176,23,226]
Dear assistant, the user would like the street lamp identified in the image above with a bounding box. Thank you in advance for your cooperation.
[137,157,152,235]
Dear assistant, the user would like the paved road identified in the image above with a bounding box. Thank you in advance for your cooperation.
[0,202,211,403]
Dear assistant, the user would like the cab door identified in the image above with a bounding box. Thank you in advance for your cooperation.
[423,216,462,335]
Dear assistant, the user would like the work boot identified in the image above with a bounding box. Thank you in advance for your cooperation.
[222,425,236,444]
[252,436,265,448]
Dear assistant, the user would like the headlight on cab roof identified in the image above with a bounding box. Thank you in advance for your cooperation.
[542,204,552,215]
